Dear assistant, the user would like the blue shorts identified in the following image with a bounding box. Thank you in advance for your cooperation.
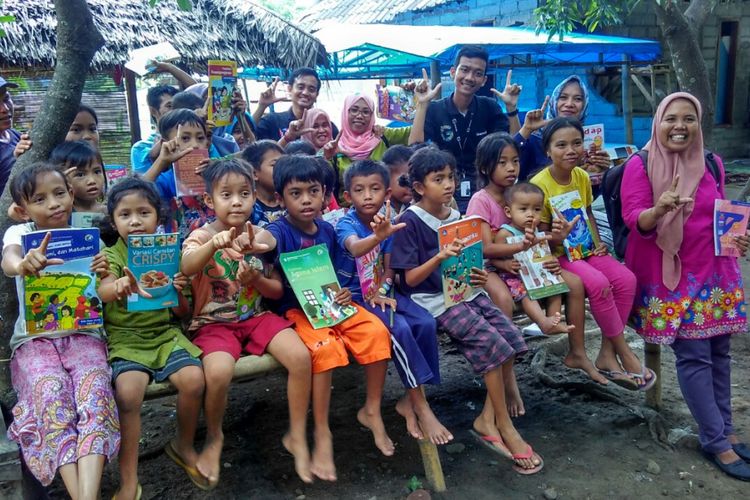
[111,348,201,383]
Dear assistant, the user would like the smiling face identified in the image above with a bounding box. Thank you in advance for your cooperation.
[347,98,373,135]
[450,56,488,98]
[205,172,255,229]
[310,114,332,149]
[68,159,105,205]
[289,74,319,110]
[19,171,74,229]
[112,192,159,239]
[658,98,700,153]
[66,111,99,148]
[555,81,585,119]
[546,126,584,172]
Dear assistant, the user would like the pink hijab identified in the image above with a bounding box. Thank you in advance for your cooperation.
[301,108,332,148]
[338,94,381,160]
[642,92,705,291]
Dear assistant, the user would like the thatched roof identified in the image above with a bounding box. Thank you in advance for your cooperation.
[0,0,327,71]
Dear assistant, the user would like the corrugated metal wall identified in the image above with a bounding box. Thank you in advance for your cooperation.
[10,71,132,167]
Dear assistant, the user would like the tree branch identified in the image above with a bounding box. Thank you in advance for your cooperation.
[683,0,716,32]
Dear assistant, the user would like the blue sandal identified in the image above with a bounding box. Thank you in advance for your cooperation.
[703,450,750,481]
[733,443,750,462]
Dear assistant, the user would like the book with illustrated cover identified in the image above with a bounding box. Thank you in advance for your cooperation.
[355,244,385,302]
[105,164,129,187]
[438,217,483,307]
[125,42,180,76]
[506,231,569,300]
[583,123,605,151]
[21,228,102,335]
[549,190,598,261]
[321,208,347,228]
[237,256,265,321]
[208,60,237,127]
[126,233,180,311]
[173,148,209,197]
[714,199,750,257]
[279,244,357,329]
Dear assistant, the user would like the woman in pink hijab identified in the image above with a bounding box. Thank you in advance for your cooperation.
[300,108,333,153]
[621,92,750,480]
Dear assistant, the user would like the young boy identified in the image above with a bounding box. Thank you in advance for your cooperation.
[255,154,393,481]
[241,140,286,227]
[180,159,313,486]
[336,160,453,445]
[382,145,413,215]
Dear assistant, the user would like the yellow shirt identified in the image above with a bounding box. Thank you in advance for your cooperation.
[530,167,593,224]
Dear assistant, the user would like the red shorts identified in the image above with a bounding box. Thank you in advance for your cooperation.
[192,313,293,360]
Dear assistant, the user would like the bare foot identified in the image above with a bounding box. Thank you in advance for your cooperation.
[413,403,453,445]
[196,434,224,487]
[504,372,525,418]
[473,417,508,456]
[395,397,423,440]
[501,427,543,471]
[357,407,395,456]
[540,313,575,335]
[172,439,199,469]
[310,429,337,481]
[618,351,648,379]
[113,482,139,500]
[564,353,609,385]
[283,433,313,483]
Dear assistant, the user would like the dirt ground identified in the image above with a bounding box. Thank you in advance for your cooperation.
[42,182,750,500]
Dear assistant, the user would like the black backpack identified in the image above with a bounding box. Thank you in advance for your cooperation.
[601,149,720,259]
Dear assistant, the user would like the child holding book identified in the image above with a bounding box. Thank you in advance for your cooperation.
[530,117,655,390]
[242,140,286,227]
[97,177,205,498]
[254,154,393,481]
[336,160,452,445]
[2,163,119,498]
[390,147,543,474]
[180,159,313,487]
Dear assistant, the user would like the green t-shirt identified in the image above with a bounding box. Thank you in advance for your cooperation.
[103,239,201,367]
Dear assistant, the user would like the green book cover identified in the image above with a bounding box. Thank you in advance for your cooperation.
[279,244,357,329]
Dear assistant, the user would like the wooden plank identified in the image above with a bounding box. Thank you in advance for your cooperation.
[645,343,662,410]
[629,73,655,108]
[418,439,446,492]
[124,68,141,145]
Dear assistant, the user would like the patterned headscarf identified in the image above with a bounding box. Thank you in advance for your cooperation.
[545,75,590,122]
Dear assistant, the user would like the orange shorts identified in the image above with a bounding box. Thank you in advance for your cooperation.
[284,305,391,373]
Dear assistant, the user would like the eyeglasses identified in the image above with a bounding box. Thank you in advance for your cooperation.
[348,107,372,118]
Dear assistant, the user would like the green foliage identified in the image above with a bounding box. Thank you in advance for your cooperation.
[255,0,305,21]
[407,476,423,492]
[148,0,193,11]
[534,0,642,40]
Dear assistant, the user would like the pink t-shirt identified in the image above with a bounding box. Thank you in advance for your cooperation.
[466,189,510,232]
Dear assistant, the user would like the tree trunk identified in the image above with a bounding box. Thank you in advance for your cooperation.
[653,0,715,143]
[0,0,104,408]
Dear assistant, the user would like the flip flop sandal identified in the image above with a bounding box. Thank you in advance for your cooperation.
[469,429,512,459]
[626,368,658,392]
[511,444,544,475]
[596,368,639,390]
[164,441,214,491]
[112,483,142,500]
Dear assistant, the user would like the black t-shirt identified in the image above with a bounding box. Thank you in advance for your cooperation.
[0,128,20,195]
[255,108,339,142]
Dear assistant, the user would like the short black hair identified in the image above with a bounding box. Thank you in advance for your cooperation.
[454,45,489,68]
[147,85,178,110]
[503,182,544,206]
[49,140,107,191]
[106,176,164,223]
[474,132,519,189]
[314,157,336,198]
[273,154,323,195]
[289,67,321,92]
[285,140,316,156]
[10,162,69,205]
[382,144,412,169]
[541,117,584,153]
[344,160,389,192]
[171,91,204,111]
[157,109,206,138]
[241,140,284,170]
[202,158,255,194]
[407,147,456,202]
[77,104,98,124]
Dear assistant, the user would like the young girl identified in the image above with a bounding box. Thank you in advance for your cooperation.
[242,140,286,227]
[49,140,106,215]
[97,177,206,498]
[2,163,119,499]
[14,104,101,158]
[390,147,543,475]
[531,117,655,390]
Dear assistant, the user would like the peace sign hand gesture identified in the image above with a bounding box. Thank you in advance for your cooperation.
[552,207,581,240]
[323,130,342,160]
[370,200,407,242]
[284,109,315,142]
[258,77,288,107]
[490,70,522,111]
[521,95,551,134]
[654,175,693,218]
[17,232,65,277]
[414,68,442,106]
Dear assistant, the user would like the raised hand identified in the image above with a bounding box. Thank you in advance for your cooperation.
[490,70,522,111]
[233,222,270,254]
[521,95,550,134]
[323,130,342,160]
[552,207,581,239]
[172,272,189,292]
[284,109,315,142]
[17,232,64,277]
[212,226,236,250]
[370,200,407,242]
[158,124,191,169]
[13,133,32,158]
[114,267,152,300]
[654,175,693,217]
[230,89,247,116]
[414,68,443,105]
[258,77,288,107]
[372,124,385,138]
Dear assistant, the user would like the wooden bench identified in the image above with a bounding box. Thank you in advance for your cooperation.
[143,353,447,492]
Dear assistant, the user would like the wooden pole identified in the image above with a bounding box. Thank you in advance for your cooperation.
[418,439,446,492]
[644,342,662,409]
[430,60,441,99]
[124,68,141,145]
[621,55,633,144]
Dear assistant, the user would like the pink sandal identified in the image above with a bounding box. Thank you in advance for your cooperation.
[511,444,544,475]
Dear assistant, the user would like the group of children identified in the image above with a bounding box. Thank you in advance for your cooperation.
[3,101,661,499]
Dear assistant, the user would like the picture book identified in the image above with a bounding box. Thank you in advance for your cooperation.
[237,256,265,321]
[438,217,484,307]
[173,148,209,197]
[105,164,129,187]
[583,123,605,151]
[126,233,180,311]
[125,42,180,76]
[208,60,238,127]
[549,190,598,261]
[321,208,347,228]
[355,244,385,302]
[375,84,416,122]
[279,244,357,329]
[21,228,102,335]
[506,231,570,300]
[71,212,105,229]
[714,199,750,257]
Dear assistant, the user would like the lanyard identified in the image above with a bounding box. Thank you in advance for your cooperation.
[451,111,474,157]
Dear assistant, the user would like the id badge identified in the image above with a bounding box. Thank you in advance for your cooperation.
[460,180,471,198]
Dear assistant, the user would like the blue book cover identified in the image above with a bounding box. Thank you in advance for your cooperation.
[126,233,180,311]
[21,228,102,335]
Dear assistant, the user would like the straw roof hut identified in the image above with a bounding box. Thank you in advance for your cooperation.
[0,0,327,70]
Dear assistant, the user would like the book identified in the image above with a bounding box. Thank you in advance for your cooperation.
[549,190,598,261]
[376,84,416,122]
[279,244,357,329]
[21,228,103,335]
[237,256,265,321]
[505,231,570,300]
[356,244,385,302]
[126,233,180,311]
[71,212,105,229]
[125,42,180,76]
[173,148,209,197]
[208,60,238,127]
[438,217,484,307]
[583,123,605,151]
[321,208,347,228]
[714,199,750,257]
[105,164,129,187]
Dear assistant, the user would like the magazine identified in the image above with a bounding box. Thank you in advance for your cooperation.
[506,231,570,300]
[714,199,750,257]
[355,244,385,302]
[549,190,598,261]
[279,244,357,329]
[105,164,129,187]
[208,60,238,127]
[173,148,209,197]
[438,217,484,307]
[375,84,416,122]
[583,123,605,151]
[125,42,180,76]
[126,233,180,311]
[21,228,103,335]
